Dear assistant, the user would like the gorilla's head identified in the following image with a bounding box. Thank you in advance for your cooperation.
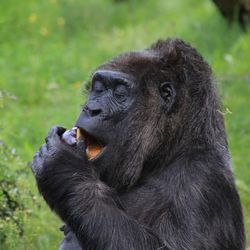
[75,39,226,190]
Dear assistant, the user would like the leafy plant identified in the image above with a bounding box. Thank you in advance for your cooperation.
[0,91,32,248]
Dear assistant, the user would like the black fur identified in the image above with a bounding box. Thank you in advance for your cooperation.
[32,39,245,250]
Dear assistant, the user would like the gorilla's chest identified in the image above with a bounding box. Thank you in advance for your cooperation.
[119,186,168,227]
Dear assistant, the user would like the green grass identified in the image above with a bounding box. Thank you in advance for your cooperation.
[0,0,249,249]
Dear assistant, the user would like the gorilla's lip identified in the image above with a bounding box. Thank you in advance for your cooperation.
[76,128,105,161]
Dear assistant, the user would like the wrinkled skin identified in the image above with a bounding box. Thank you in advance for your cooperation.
[32,39,245,250]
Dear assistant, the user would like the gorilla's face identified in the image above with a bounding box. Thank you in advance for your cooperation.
[75,70,136,162]
[75,56,177,161]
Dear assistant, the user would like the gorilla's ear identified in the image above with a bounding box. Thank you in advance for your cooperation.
[159,82,176,108]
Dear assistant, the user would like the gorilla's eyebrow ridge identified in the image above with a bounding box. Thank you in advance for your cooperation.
[92,70,134,87]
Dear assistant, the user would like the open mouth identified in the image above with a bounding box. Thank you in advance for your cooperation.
[76,128,104,160]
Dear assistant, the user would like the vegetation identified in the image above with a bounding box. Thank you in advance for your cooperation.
[0,0,249,249]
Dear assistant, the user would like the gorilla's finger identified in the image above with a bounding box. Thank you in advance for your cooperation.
[46,126,66,146]
[57,126,67,137]
[31,152,43,176]
[39,143,47,156]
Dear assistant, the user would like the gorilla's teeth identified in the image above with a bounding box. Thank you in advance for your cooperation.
[76,128,82,140]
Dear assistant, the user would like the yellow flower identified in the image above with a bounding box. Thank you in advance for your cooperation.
[40,27,49,36]
[28,13,37,23]
[73,81,81,89]
[57,17,65,27]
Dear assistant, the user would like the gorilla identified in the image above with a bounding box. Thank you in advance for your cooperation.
[32,39,245,250]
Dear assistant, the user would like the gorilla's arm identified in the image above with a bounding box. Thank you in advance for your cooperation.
[32,126,164,250]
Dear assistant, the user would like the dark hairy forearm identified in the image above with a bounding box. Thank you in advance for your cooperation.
[32,127,164,249]
[64,181,163,249]
[38,166,164,249]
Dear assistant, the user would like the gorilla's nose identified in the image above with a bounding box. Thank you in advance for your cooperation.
[86,104,102,117]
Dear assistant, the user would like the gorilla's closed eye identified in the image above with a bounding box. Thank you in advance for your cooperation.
[114,84,127,98]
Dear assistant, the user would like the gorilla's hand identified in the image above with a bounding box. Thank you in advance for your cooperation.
[31,126,94,211]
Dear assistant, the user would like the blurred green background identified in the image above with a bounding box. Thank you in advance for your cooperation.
[0,0,249,249]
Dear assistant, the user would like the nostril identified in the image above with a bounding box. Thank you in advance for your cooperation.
[85,104,102,117]
[90,109,102,117]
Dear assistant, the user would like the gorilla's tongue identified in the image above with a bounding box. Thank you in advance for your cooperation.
[76,128,103,160]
